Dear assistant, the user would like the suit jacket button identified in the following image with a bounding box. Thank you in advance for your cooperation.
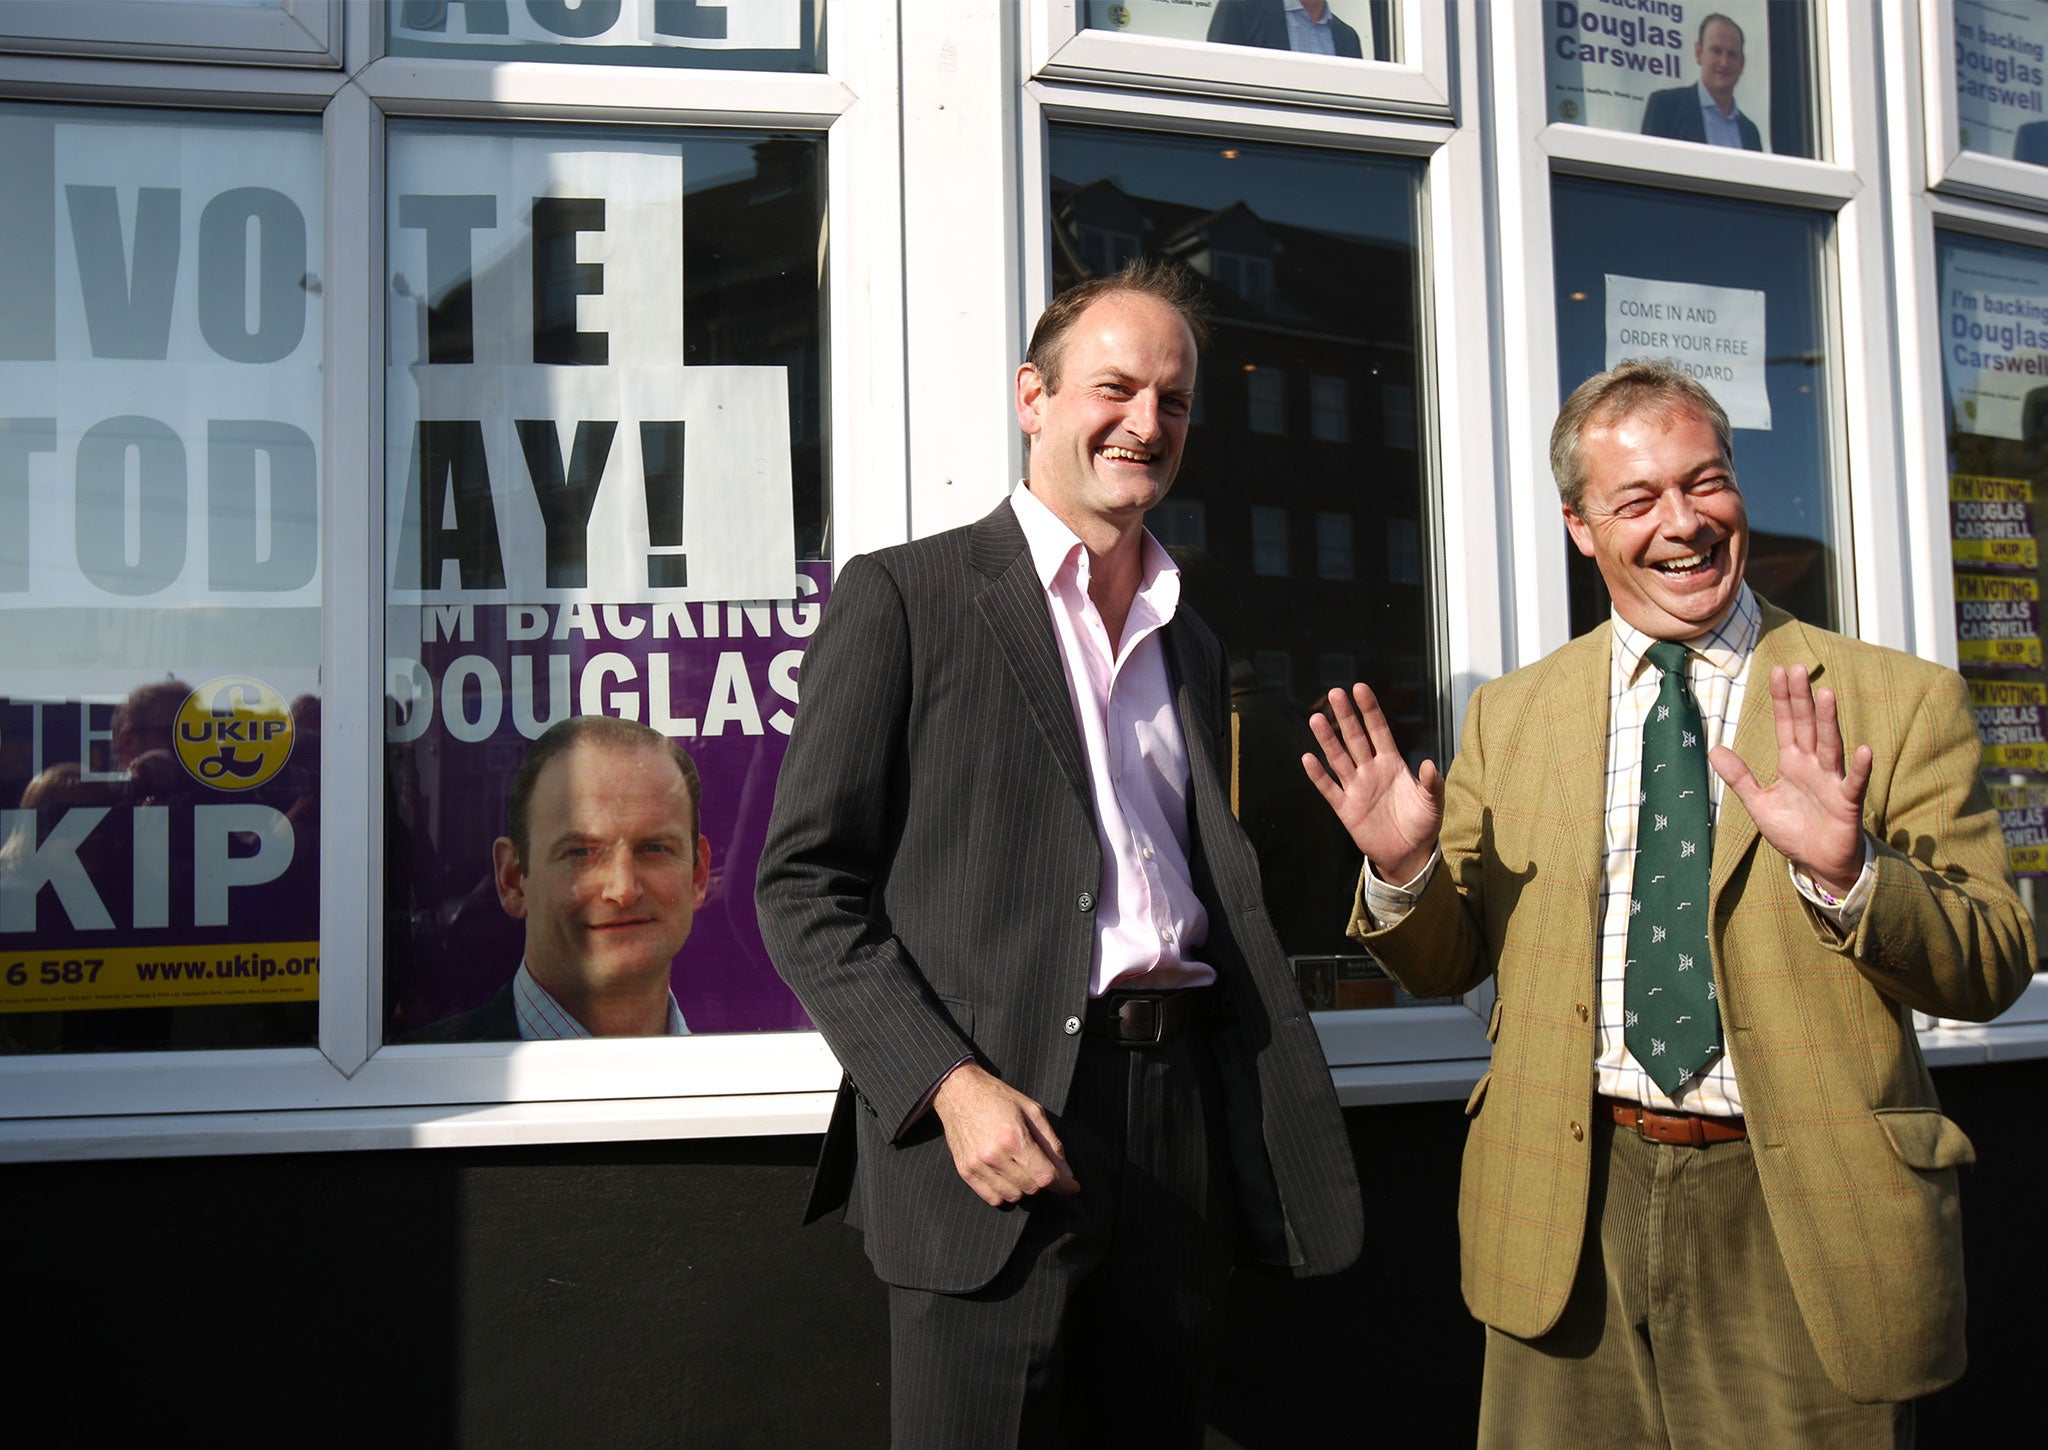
[1577,1003,1589,1022]
[1063,1015,1082,1035]
[1077,892,1095,912]
[1570,1121,1584,1142]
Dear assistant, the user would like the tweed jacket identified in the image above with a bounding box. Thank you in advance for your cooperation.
[758,500,1364,1294]
[1353,602,2033,1403]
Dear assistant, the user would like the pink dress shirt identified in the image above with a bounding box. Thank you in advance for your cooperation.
[1010,484,1213,995]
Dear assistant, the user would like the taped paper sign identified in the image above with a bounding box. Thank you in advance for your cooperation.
[1605,274,1770,430]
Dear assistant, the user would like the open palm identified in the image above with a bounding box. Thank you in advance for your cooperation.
[1302,683,1444,885]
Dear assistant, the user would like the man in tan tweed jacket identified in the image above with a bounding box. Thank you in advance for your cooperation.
[1306,361,2034,1446]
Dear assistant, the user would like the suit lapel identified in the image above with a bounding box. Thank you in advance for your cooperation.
[969,501,1093,808]
[1711,602,1822,895]
[1549,627,1614,894]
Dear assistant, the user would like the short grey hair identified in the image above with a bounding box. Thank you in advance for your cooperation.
[1550,359,1735,512]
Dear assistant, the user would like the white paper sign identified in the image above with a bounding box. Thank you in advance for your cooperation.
[0,112,324,611]
[1941,242,2048,442]
[1605,275,1771,431]
[386,130,797,605]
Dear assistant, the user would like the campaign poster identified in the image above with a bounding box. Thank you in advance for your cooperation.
[386,0,817,67]
[0,106,323,1051]
[1955,570,2044,671]
[1546,0,1771,148]
[1604,274,1770,430]
[383,125,818,1043]
[1939,241,2048,443]
[1954,0,2048,164]
[1951,474,2039,574]
[1972,678,2048,772]
[1085,0,1374,55]
[383,574,824,1040]
[1990,780,2048,876]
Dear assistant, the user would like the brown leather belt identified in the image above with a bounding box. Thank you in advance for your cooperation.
[1601,1096,1747,1146]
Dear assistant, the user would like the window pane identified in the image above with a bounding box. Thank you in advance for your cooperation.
[386,0,823,72]
[1552,177,1841,636]
[381,122,827,1043]
[1083,1,1394,64]
[1953,1,2048,167]
[1048,124,1439,1004]
[1544,0,1820,160]
[1936,229,2048,973]
[0,104,323,1054]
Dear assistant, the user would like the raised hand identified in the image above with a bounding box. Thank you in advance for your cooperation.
[1302,683,1445,886]
[1708,664,1871,898]
[931,1061,1081,1207]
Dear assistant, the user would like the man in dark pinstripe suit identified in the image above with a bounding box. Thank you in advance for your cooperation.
[757,260,1362,1447]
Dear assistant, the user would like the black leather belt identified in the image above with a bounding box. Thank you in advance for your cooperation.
[1084,988,1221,1047]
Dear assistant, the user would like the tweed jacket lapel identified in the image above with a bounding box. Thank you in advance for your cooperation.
[1711,601,1824,897]
[968,500,1092,810]
[1546,624,1615,898]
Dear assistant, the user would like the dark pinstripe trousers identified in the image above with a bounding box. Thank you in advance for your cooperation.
[1477,1118,1914,1449]
[887,1028,1236,1449]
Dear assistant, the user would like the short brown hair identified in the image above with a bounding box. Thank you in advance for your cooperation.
[1550,359,1735,512]
[1025,256,1209,392]
[506,715,701,865]
[1698,12,1743,48]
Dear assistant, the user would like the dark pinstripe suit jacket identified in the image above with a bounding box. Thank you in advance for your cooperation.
[757,500,1364,1294]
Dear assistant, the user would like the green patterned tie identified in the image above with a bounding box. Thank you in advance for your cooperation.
[1624,640,1721,1098]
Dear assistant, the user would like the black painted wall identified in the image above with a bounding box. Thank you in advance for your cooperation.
[9,1063,2043,1447]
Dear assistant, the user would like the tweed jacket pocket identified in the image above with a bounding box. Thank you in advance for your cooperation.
[1463,1072,1491,1118]
[1874,1107,1977,1171]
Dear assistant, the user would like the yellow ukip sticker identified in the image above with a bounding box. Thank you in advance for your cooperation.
[174,676,295,792]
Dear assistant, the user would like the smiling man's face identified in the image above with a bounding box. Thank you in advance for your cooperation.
[493,739,710,1015]
[1015,290,1198,540]
[1563,403,1750,640]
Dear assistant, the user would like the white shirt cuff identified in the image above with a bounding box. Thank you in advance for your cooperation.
[1790,836,1876,931]
[1361,848,1441,928]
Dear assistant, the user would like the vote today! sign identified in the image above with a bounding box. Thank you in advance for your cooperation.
[0,111,326,1025]
[379,128,814,1041]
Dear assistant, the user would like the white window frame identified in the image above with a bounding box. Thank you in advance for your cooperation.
[1884,2,2048,1034]
[0,0,342,67]
[1026,0,1452,117]
[1913,0,2048,217]
[1017,2,1509,1103]
[0,0,905,1153]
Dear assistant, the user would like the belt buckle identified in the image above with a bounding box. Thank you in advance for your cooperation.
[1113,995,1164,1047]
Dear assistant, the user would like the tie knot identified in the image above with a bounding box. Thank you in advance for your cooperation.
[1645,640,1691,678]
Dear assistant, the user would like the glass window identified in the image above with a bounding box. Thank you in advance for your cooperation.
[381,121,828,1044]
[385,0,823,72]
[1252,504,1291,574]
[1952,1,2048,167]
[1543,0,1820,159]
[1082,1,1392,64]
[1047,123,1438,989]
[1552,177,1842,635]
[1311,373,1349,442]
[0,104,324,1054]
[1315,509,1354,579]
[1936,228,2048,970]
[1248,365,1287,434]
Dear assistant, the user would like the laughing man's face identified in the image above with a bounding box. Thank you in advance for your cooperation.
[1563,404,1749,640]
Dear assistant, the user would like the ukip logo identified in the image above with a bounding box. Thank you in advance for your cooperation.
[174,677,295,791]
